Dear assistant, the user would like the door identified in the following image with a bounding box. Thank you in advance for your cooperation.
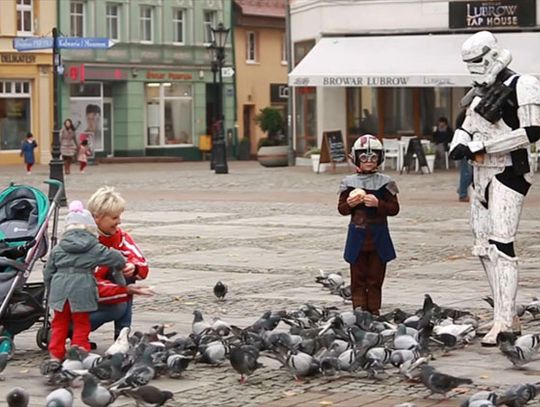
[103,98,113,157]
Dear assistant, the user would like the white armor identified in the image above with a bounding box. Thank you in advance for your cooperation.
[450,31,540,346]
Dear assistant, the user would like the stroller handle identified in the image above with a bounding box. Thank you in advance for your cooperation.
[44,179,64,205]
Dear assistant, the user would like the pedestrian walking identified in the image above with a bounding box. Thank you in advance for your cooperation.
[20,132,37,175]
[60,119,78,175]
[78,139,92,174]
[338,135,400,315]
[43,201,125,361]
[455,110,472,202]
[431,117,453,170]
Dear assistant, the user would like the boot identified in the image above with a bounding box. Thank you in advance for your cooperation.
[477,255,496,336]
[481,249,518,346]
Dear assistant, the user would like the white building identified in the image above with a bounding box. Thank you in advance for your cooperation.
[288,0,540,155]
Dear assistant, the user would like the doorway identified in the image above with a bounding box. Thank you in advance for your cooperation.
[243,104,254,153]
[103,98,113,157]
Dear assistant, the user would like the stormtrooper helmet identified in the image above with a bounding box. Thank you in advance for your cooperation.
[461,31,512,87]
[351,134,384,168]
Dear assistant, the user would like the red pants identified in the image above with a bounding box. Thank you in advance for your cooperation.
[80,161,87,171]
[350,251,387,315]
[48,301,91,360]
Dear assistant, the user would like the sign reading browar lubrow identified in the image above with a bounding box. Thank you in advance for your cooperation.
[449,0,536,28]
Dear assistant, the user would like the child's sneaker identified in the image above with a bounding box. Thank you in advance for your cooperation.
[26,171,31,175]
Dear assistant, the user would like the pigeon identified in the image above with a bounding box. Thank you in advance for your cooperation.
[249,310,283,332]
[110,346,156,390]
[315,270,344,289]
[46,387,74,407]
[331,284,352,302]
[420,365,472,398]
[120,385,174,407]
[524,298,540,319]
[497,383,540,407]
[211,318,231,337]
[391,349,420,368]
[197,340,227,365]
[105,327,131,356]
[497,332,540,367]
[81,374,116,407]
[460,390,498,407]
[399,356,429,380]
[62,347,85,371]
[6,387,29,407]
[166,353,191,378]
[229,344,263,384]
[394,324,419,351]
[192,310,211,335]
[88,352,125,381]
[213,281,228,300]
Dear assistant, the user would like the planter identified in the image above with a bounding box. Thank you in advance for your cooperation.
[311,154,321,172]
[257,145,289,167]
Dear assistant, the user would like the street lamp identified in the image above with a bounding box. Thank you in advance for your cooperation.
[206,42,218,170]
[210,22,230,174]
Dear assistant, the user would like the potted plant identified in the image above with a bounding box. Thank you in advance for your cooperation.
[255,107,288,167]
[304,147,321,173]
[237,137,251,161]
[423,143,436,174]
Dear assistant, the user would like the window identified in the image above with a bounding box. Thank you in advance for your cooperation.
[146,83,193,146]
[16,0,33,35]
[70,1,84,37]
[246,31,256,62]
[0,81,31,151]
[173,9,185,44]
[106,3,120,41]
[281,34,288,64]
[140,6,153,43]
[203,10,216,44]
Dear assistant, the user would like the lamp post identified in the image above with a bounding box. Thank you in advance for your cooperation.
[49,27,66,205]
[206,42,218,170]
[210,22,230,174]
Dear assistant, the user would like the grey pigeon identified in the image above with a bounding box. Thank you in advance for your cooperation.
[420,365,472,398]
[105,327,131,356]
[88,352,125,381]
[394,324,419,351]
[62,347,85,371]
[497,383,540,407]
[109,346,156,390]
[497,332,540,368]
[229,344,263,384]
[120,385,174,406]
[460,390,498,407]
[166,353,191,378]
[197,340,227,365]
[192,310,211,335]
[6,387,29,407]
[46,387,74,407]
[524,297,540,318]
[213,281,228,300]
[81,374,116,407]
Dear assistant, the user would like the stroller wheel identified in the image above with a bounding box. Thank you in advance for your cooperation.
[36,326,49,350]
[0,336,15,360]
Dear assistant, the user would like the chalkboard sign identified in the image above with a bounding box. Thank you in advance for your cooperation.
[401,138,430,174]
[318,130,349,173]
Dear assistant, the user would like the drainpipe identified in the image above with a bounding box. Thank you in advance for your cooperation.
[230,0,238,158]
[286,1,294,166]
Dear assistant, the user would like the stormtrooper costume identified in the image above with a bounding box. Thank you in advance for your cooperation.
[449,31,540,346]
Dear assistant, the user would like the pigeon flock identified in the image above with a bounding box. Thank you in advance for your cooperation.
[3,273,540,406]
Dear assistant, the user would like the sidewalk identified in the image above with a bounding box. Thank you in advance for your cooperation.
[1,162,539,406]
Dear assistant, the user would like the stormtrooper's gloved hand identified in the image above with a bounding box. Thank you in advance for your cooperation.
[449,141,485,160]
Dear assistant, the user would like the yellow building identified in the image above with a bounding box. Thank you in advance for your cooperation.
[0,0,54,165]
[233,0,287,156]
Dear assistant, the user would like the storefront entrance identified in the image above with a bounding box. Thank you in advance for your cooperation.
[103,98,113,157]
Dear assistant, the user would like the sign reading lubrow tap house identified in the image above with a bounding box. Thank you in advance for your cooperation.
[449,0,536,28]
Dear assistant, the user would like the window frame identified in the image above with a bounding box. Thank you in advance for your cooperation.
[106,3,121,42]
[0,80,32,152]
[69,0,85,37]
[246,31,257,63]
[16,0,33,36]
[203,10,217,45]
[139,6,154,43]
[172,8,185,45]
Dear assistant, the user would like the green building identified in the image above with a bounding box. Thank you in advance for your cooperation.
[58,0,234,160]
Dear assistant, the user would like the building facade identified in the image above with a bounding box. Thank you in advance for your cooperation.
[58,0,233,160]
[289,0,540,155]
[0,0,55,165]
[233,0,287,156]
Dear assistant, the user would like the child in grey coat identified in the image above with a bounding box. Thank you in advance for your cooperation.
[44,200,125,361]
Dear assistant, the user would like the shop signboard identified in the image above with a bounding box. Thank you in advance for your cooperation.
[449,0,536,29]
[13,37,114,51]
[270,84,288,104]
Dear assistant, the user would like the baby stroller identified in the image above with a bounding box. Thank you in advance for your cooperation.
[0,180,63,354]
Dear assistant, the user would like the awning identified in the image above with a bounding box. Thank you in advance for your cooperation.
[288,33,540,87]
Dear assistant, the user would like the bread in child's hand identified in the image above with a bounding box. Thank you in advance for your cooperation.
[349,188,366,198]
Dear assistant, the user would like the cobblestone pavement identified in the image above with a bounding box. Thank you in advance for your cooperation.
[1,162,540,406]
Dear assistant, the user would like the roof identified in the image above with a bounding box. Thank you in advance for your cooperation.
[235,0,286,18]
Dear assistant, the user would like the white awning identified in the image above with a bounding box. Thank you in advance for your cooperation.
[288,33,540,87]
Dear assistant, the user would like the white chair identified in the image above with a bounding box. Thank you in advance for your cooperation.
[382,138,402,170]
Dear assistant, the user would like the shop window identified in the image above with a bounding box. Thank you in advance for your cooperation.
[106,3,121,41]
[70,1,84,37]
[294,87,317,155]
[383,88,414,136]
[0,80,31,151]
[69,83,103,152]
[246,32,257,63]
[346,87,378,144]
[173,9,185,44]
[203,10,217,44]
[140,6,153,43]
[16,0,33,35]
[293,39,315,66]
[146,83,193,146]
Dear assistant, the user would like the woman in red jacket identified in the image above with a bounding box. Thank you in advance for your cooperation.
[87,186,153,339]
